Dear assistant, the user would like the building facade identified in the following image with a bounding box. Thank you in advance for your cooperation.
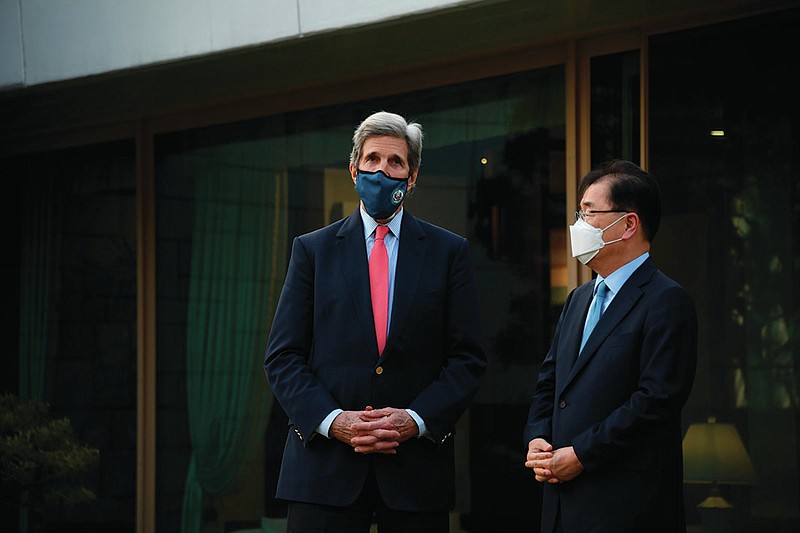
[1,1,799,532]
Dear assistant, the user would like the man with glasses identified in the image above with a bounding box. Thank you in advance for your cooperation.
[524,160,698,532]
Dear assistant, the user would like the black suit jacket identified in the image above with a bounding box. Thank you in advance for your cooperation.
[525,258,697,533]
[265,209,486,511]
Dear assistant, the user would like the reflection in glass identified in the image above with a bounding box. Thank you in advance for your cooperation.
[650,10,800,530]
[10,141,137,531]
[591,50,640,166]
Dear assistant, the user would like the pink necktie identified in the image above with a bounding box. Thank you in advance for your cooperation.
[369,225,389,355]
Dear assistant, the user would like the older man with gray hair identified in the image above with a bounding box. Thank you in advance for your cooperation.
[265,111,486,532]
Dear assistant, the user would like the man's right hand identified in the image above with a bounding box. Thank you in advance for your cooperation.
[525,437,558,483]
[330,408,401,454]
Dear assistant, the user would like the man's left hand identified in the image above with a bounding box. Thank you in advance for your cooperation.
[538,446,584,483]
[349,406,419,454]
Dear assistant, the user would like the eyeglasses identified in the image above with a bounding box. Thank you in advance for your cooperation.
[575,209,627,222]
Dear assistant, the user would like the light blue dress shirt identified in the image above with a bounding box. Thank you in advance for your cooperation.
[317,207,428,439]
[361,207,403,337]
[586,252,650,321]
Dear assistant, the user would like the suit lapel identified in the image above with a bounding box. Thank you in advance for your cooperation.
[563,259,657,388]
[336,209,379,354]
[383,211,426,360]
[557,285,593,396]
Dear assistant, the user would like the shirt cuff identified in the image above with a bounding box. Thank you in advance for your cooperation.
[316,409,343,438]
[405,409,428,438]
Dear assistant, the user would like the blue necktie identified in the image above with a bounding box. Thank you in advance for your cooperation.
[580,281,608,353]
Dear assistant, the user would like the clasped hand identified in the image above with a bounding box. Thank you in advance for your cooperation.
[524,438,584,483]
[331,406,419,454]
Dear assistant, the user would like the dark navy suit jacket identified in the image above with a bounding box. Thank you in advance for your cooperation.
[525,258,697,533]
[265,208,486,512]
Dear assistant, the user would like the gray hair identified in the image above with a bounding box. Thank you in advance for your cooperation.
[350,111,424,175]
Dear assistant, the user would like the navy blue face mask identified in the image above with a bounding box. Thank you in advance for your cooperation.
[355,169,409,220]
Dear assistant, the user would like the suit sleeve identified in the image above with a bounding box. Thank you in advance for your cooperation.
[263,236,340,444]
[572,284,698,471]
[523,289,576,445]
[407,238,487,443]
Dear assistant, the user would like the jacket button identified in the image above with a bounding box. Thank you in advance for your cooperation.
[559,400,567,409]
[375,366,383,375]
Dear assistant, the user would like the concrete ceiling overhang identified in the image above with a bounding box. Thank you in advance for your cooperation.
[0,0,793,155]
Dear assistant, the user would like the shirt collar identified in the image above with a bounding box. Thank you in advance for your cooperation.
[596,252,649,295]
[360,205,403,239]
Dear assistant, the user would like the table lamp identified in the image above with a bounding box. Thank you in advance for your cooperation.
[683,417,756,532]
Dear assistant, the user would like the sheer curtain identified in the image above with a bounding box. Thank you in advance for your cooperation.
[180,143,287,533]
[19,176,60,403]
[17,174,61,533]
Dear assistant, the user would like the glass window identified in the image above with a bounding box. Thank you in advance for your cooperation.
[154,125,290,532]
[154,66,566,532]
[591,49,640,166]
[650,9,800,531]
[5,141,137,532]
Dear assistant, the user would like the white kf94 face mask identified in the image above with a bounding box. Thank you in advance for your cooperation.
[569,214,627,265]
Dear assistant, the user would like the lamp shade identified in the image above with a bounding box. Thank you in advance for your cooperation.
[683,417,756,485]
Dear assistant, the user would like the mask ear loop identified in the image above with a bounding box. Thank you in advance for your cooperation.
[600,213,629,246]
[601,212,628,231]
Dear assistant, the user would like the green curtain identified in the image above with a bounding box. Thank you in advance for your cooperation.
[18,174,61,533]
[181,144,287,533]
[19,176,60,402]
